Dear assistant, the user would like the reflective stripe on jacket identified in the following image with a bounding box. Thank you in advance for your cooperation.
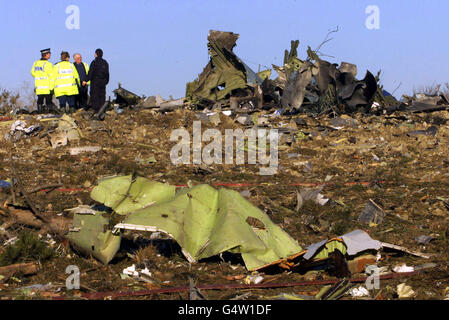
[51,61,80,97]
[31,60,53,95]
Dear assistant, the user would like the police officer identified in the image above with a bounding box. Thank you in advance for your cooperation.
[51,51,80,113]
[31,48,54,113]
[73,53,90,110]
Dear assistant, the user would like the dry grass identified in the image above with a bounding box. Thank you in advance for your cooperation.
[0,81,36,114]
[413,82,449,96]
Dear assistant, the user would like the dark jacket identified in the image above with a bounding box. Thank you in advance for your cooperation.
[73,62,88,83]
[86,57,109,86]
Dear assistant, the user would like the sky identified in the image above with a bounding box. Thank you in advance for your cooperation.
[0,0,448,100]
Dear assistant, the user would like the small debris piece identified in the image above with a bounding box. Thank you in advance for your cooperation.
[415,235,433,245]
[393,264,415,273]
[397,283,416,299]
[359,199,385,225]
[381,242,431,259]
[348,286,370,297]
[407,125,438,137]
[347,254,377,274]
[69,146,102,156]
[244,274,264,285]
[0,262,39,278]
[189,277,206,300]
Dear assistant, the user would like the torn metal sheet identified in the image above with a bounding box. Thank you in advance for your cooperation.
[90,175,176,215]
[67,211,121,265]
[113,85,142,106]
[91,176,302,271]
[381,242,430,259]
[303,239,328,260]
[186,30,263,102]
[114,183,302,271]
[281,62,313,110]
[339,62,357,77]
[303,230,381,260]
[274,40,378,114]
[341,230,382,256]
[409,101,447,113]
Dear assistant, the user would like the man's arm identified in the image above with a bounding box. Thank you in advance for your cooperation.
[84,61,95,86]
[31,62,35,77]
[73,65,80,87]
[85,60,95,82]
[105,61,109,85]
[50,64,57,91]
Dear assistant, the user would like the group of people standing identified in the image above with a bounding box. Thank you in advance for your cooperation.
[30,48,109,114]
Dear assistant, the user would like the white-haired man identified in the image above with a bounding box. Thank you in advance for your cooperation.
[73,53,90,110]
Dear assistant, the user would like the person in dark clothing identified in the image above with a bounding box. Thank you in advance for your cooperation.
[83,49,109,112]
[73,53,89,110]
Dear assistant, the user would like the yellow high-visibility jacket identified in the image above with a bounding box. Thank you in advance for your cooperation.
[51,61,80,97]
[31,59,53,95]
[73,62,90,86]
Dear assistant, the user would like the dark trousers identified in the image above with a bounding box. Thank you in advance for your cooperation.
[37,94,52,106]
[58,95,76,111]
[76,85,89,109]
[90,82,107,112]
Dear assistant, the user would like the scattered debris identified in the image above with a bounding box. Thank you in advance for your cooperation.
[189,277,206,300]
[397,283,416,299]
[244,274,264,285]
[296,186,330,211]
[315,279,354,300]
[381,242,431,259]
[113,84,142,107]
[407,125,438,137]
[393,264,415,273]
[0,262,39,278]
[415,235,434,245]
[50,114,81,148]
[348,286,370,298]
[359,199,385,225]
[347,254,377,274]
[69,146,102,156]
[122,263,157,284]
[5,120,41,141]
[0,180,11,189]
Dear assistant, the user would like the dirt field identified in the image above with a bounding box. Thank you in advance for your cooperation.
[0,107,448,300]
